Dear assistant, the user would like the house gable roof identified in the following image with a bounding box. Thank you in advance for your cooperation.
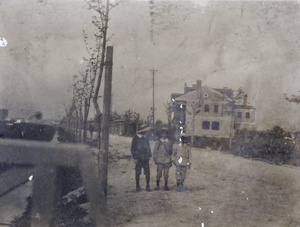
[175,85,224,102]
[175,90,197,102]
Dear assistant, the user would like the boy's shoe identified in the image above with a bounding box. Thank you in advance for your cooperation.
[136,185,141,192]
[164,181,169,191]
[154,180,160,190]
[177,185,185,192]
[176,182,180,192]
[146,185,151,192]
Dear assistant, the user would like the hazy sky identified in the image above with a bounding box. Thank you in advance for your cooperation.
[1,0,300,131]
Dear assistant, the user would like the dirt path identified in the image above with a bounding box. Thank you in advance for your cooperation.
[105,135,300,227]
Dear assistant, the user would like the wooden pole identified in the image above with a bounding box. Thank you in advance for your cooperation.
[152,70,155,128]
[149,69,157,134]
[100,46,113,198]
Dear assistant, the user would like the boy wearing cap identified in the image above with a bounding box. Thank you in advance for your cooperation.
[131,124,152,192]
[172,134,192,192]
[153,128,173,190]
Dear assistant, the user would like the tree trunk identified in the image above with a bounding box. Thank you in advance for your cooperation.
[95,114,102,147]
[75,113,79,141]
[136,118,139,134]
[79,104,83,143]
[92,0,110,145]
[67,117,70,131]
[191,114,195,147]
[83,98,89,143]
[229,115,234,150]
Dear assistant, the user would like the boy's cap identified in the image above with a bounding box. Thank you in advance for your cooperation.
[137,123,152,133]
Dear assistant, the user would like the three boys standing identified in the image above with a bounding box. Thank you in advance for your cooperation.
[131,125,192,192]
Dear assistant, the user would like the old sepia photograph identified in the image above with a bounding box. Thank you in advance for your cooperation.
[0,0,300,226]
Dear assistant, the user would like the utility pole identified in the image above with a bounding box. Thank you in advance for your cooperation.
[149,69,157,130]
[100,46,113,199]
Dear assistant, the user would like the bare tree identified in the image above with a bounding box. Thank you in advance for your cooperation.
[69,75,87,142]
[164,101,173,130]
[224,87,245,149]
[76,59,97,143]
[75,2,120,223]
[186,101,202,147]
[110,110,122,122]
[64,77,81,141]
[134,112,140,132]
[147,107,155,126]
[65,96,76,131]
[83,0,119,144]
[123,110,140,135]
[224,87,244,114]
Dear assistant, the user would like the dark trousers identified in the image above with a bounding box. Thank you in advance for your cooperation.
[135,160,150,182]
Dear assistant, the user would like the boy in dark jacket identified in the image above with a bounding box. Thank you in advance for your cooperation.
[131,124,152,192]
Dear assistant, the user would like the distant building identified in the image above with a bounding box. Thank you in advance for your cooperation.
[171,80,256,139]
[110,120,126,136]
[0,109,8,121]
[110,120,140,136]
[234,94,256,130]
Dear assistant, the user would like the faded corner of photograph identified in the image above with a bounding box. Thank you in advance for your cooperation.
[0,0,300,226]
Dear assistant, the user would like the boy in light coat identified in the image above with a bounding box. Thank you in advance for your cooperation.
[153,127,173,190]
[172,133,192,192]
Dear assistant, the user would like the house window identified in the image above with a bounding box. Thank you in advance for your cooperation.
[204,105,209,112]
[246,112,250,118]
[212,121,220,130]
[214,105,219,113]
[202,121,210,130]
[237,112,242,118]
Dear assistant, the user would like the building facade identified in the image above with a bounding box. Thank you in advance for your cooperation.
[171,80,256,139]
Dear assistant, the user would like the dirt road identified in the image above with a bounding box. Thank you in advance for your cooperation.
[1,134,300,226]
[105,135,300,227]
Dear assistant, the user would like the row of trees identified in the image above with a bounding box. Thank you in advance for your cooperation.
[64,0,119,144]
[62,2,119,224]
[64,107,143,142]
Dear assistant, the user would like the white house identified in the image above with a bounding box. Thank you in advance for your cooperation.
[171,80,256,139]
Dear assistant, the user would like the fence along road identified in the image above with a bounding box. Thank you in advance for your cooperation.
[0,138,106,227]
